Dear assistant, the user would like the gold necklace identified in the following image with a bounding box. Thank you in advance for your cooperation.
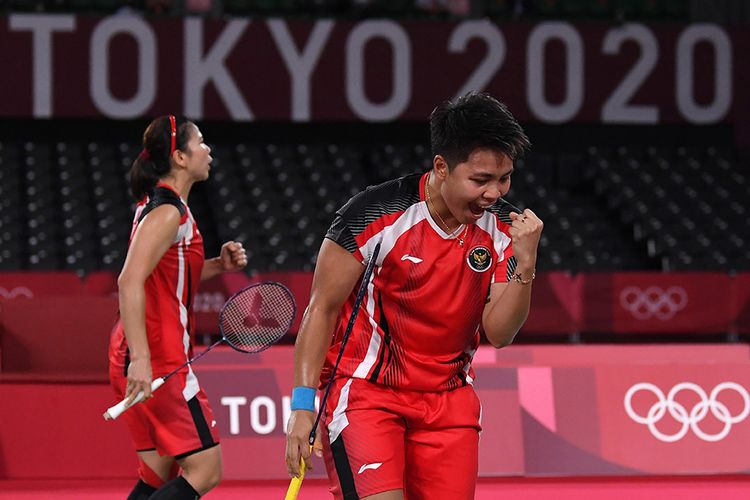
[425,177,469,246]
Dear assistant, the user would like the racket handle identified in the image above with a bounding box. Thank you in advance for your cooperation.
[103,377,165,421]
[284,448,310,500]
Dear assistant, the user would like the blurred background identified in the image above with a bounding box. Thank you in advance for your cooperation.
[0,1,749,498]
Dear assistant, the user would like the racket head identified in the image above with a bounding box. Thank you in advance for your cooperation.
[218,281,297,354]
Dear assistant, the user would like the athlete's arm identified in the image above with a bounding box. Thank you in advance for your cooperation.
[482,209,543,347]
[117,205,181,404]
[482,281,532,347]
[201,241,247,281]
[285,238,365,477]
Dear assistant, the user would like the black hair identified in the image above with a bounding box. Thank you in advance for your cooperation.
[429,92,530,169]
[129,115,193,200]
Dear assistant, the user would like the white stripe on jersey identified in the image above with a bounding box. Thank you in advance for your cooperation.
[175,244,188,336]
[475,212,512,284]
[328,378,355,444]
[131,205,146,239]
[475,211,512,263]
[351,203,426,380]
[352,268,381,379]
[359,202,427,266]
[175,216,194,244]
[176,221,200,401]
[462,346,476,385]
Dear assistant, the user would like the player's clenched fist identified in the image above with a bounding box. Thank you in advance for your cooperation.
[220,240,248,271]
[508,209,543,268]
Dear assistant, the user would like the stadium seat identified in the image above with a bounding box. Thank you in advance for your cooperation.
[0,136,747,274]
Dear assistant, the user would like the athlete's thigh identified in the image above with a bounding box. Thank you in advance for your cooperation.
[137,449,177,484]
[111,368,157,451]
[322,378,407,500]
[176,443,223,494]
[177,443,222,472]
[143,373,221,457]
[403,386,481,500]
[404,426,478,500]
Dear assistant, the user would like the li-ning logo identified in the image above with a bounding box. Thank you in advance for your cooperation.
[401,254,423,264]
[624,382,750,442]
[0,286,33,299]
[358,462,383,474]
[619,286,688,320]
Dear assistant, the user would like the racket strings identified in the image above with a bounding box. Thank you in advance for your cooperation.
[220,284,296,353]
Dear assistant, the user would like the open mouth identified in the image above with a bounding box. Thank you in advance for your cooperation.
[469,202,486,216]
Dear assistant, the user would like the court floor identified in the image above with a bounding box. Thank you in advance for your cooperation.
[1,476,749,499]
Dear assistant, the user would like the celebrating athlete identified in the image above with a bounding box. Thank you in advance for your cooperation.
[109,115,247,499]
[285,92,542,499]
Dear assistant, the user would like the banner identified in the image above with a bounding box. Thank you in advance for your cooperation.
[0,272,84,298]
[593,365,750,474]
[0,296,117,375]
[193,346,750,479]
[733,273,750,336]
[1,344,749,479]
[1,16,747,126]
[2,271,746,339]
[522,272,581,337]
[488,343,750,367]
[581,272,734,334]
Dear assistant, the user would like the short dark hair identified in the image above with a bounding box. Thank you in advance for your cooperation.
[129,115,193,200]
[429,92,530,169]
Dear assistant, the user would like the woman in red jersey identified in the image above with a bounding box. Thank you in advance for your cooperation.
[285,93,543,500]
[109,115,247,500]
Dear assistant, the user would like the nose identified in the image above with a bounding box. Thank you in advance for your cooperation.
[483,183,502,202]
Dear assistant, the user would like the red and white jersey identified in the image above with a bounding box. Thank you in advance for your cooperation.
[109,183,205,400]
[322,172,517,392]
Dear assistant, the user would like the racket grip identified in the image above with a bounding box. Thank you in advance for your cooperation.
[284,449,309,500]
[103,378,165,421]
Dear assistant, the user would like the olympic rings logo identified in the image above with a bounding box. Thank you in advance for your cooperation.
[619,286,688,320]
[0,286,33,299]
[624,382,750,443]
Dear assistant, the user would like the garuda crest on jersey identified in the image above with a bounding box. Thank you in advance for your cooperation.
[467,246,492,273]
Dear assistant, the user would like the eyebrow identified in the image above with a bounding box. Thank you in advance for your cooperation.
[471,168,514,179]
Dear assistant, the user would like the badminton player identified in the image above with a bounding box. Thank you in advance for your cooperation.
[108,116,247,499]
[285,92,542,499]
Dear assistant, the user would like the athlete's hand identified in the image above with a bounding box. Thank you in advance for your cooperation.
[219,241,247,272]
[285,409,318,477]
[312,428,323,458]
[508,209,543,272]
[125,357,153,405]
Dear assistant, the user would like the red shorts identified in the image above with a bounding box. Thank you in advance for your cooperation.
[321,378,482,500]
[109,366,220,458]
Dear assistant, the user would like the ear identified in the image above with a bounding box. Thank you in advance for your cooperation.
[433,155,449,180]
[171,149,188,169]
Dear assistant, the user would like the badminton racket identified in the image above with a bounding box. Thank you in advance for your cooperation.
[285,241,381,500]
[104,281,296,421]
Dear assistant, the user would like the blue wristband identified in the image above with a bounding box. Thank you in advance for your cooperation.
[291,386,316,412]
